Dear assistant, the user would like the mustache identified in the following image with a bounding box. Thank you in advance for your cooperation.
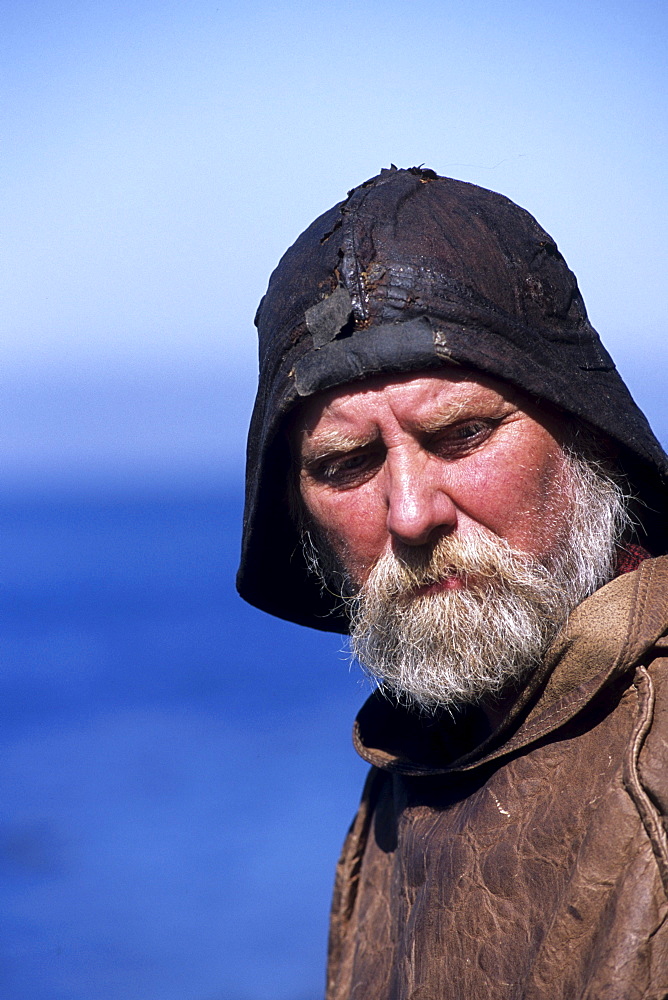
[362,529,552,600]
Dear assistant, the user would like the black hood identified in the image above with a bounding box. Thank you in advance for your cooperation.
[237,166,668,632]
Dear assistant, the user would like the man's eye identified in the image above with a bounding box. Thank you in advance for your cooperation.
[431,420,495,455]
[309,452,379,487]
[453,421,488,439]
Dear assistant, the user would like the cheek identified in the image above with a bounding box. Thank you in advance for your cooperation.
[528,455,574,550]
[457,446,568,550]
[302,484,387,574]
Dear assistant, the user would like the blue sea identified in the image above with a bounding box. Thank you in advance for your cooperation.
[0,484,369,1000]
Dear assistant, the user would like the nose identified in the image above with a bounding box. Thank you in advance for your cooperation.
[385,449,458,547]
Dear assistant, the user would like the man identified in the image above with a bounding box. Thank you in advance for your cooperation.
[237,167,668,998]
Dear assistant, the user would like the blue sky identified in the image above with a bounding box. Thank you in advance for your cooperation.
[2,0,666,486]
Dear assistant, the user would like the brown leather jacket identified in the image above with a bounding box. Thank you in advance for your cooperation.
[327,557,668,1000]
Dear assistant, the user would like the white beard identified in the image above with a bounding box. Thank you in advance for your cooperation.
[303,449,630,713]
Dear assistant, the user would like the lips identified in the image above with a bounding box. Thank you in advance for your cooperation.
[416,575,465,597]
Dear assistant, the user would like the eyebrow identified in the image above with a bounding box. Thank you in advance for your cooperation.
[299,398,513,463]
[411,400,472,434]
[299,408,467,462]
[299,427,378,463]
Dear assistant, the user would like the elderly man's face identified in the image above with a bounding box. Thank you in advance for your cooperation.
[296,369,572,586]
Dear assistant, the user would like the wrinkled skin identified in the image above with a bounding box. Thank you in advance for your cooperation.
[296,368,574,587]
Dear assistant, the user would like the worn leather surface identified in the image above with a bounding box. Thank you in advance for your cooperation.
[327,558,668,1000]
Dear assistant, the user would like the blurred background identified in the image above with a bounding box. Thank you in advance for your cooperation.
[1,2,666,998]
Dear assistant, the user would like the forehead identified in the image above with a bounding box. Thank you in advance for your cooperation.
[293,367,529,439]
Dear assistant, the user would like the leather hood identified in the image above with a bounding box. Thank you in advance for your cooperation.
[238,166,668,631]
